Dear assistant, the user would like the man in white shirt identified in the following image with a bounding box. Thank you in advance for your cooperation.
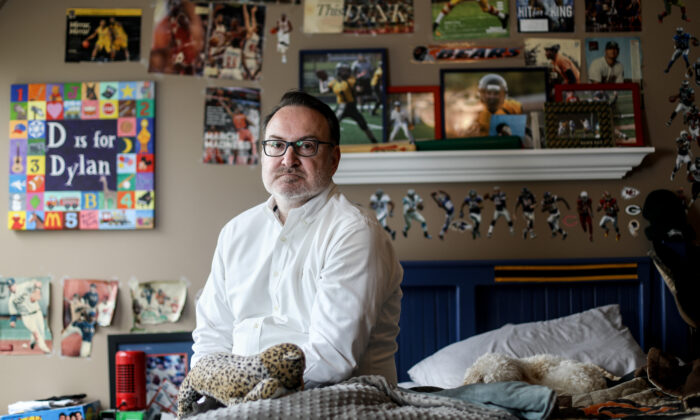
[192,90,403,388]
[588,41,624,83]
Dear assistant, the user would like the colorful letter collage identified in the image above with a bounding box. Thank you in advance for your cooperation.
[8,81,155,231]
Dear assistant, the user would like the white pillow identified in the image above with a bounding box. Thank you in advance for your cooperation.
[407,304,646,389]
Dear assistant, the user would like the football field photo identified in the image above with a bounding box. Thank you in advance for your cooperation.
[432,0,509,40]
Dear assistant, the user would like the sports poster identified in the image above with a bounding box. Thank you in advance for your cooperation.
[8,81,156,231]
[303,0,344,34]
[412,44,520,63]
[343,0,414,34]
[130,279,187,330]
[149,0,266,81]
[203,87,261,166]
[524,38,581,99]
[431,0,509,41]
[585,0,641,32]
[60,279,119,358]
[65,8,142,62]
[0,277,52,355]
[516,0,574,33]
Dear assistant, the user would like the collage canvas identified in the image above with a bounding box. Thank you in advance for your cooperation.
[8,81,156,231]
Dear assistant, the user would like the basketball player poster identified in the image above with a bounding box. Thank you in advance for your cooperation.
[0,276,52,356]
[203,87,261,166]
[65,8,142,63]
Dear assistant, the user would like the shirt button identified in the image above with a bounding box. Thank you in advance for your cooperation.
[273,271,279,277]
[280,236,287,242]
[274,305,280,311]
[254,322,260,328]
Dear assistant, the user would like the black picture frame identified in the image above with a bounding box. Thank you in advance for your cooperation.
[107,332,194,410]
[544,102,615,148]
[299,48,388,150]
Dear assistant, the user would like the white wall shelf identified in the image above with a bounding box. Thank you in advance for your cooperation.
[334,147,656,184]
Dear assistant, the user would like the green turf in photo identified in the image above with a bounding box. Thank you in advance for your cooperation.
[432,0,509,40]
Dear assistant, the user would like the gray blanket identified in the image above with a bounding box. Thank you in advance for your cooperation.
[189,375,554,419]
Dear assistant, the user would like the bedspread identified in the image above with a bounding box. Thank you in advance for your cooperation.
[189,375,526,419]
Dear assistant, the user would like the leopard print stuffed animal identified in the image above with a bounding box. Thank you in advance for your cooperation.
[177,343,305,418]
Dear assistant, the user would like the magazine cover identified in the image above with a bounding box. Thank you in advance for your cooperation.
[203,87,261,166]
[517,0,574,32]
[431,0,509,40]
[65,8,141,62]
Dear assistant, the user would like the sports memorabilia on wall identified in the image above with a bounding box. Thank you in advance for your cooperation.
[8,81,155,231]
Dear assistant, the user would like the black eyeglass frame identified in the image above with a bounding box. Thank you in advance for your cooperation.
[261,139,336,157]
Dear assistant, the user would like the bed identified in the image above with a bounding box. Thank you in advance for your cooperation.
[188,257,698,419]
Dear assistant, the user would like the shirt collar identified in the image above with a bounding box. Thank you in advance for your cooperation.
[265,183,338,225]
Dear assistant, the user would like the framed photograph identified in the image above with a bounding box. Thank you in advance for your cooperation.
[387,86,441,143]
[440,67,548,148]
[300,48,387,149]
[555,83,643,147]
[108,332,193,418]
[431,0,509,40]
[544,102,615,148]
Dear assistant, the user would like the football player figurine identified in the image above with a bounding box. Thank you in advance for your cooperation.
[577,191,594,242]
[683,104,700,145]
[369,188,396,240]
[688,158,700,207]
[485,186,514,238]
[597,192,621,241]
[459,189,484,240]
[666,80,695,127]
[402,189,431,239]
[671,131,695,181]
[514,187,537,240]
[541,192,570,240]
[431,190,455,240]
[658,0,690,23]
[664,27,698,74]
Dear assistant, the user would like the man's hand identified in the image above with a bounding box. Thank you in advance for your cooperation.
[316,69,328,81]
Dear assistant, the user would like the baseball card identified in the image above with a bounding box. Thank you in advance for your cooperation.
[130,279,187,328]
[585,36,643,86]
[0,276,52,355]
[525,38,581,99]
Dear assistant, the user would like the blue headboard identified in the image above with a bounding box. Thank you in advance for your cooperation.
[395,257,690,382]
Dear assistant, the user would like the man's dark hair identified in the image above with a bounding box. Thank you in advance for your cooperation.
[262,90,340,145]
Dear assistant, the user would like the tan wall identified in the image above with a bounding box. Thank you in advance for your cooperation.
[0,0,697,413]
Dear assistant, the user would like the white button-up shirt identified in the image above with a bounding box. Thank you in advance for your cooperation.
[192,184,403,387]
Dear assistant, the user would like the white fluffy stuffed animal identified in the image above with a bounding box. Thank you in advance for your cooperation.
[463,353,618,396]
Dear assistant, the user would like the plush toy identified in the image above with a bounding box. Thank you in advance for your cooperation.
[177,343,305,418]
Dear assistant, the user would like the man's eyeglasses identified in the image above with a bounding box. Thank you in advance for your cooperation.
[262,139,335,157]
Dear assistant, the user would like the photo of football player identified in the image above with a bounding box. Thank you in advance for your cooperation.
[658,0,691,22]
[318,62,379,143]
[431,0,509,40]
[485,186,514,238]
[597,191,621,240]
[664,27,698,74]
[544,44,580,84]
[402,189,431,239]
[442,69,547,144]
[666,80,695,127]
[370,189,396,240]
[688,157,700,207]
[541,191,570,240]
[459,189,484,239]
[431,190,455,240]
[671,130,694,181]
[515,187,537,240]
[577,191,594,241]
